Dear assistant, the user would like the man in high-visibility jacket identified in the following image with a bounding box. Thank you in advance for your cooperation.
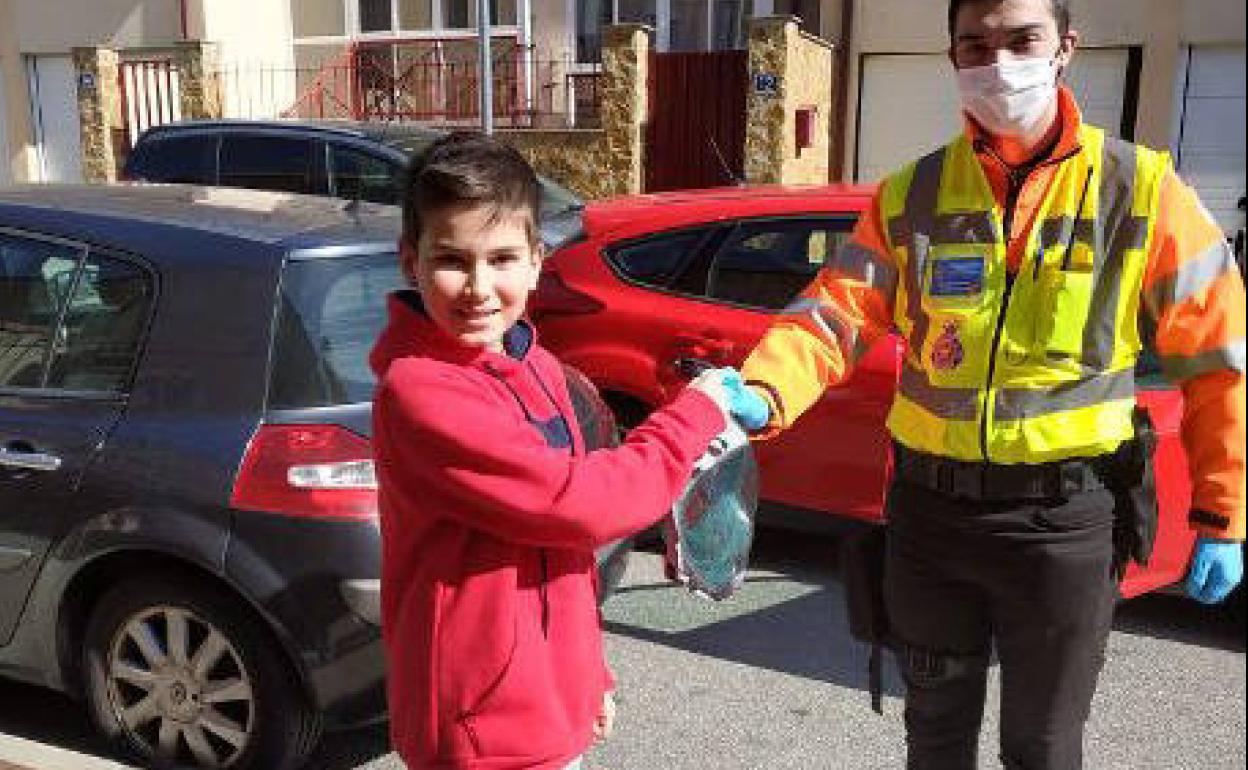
[729,0,1245,767]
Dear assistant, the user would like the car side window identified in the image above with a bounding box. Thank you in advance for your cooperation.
[220,135,318,195]
[707,218,855,310]
[0,234,83,388]
[126,134,218,184]
[44,254,152,393]
[328,146,400,205]
[606,228,713,289]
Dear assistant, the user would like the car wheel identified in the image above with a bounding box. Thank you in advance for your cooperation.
[82,575,322,770]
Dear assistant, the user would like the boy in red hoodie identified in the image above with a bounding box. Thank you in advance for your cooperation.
[370,133,732,769]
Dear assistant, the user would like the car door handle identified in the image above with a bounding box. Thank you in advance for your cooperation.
[0,446,63,472]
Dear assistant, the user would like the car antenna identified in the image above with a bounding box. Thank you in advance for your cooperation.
[708,133,744,187]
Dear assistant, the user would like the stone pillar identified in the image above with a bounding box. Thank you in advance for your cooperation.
[72,46,122,183]
[599,24,652,196]
[173,40,222,120]
[745,16,834,186]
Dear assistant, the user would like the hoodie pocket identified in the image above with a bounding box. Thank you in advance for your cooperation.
[436,586,520,758]
[457,573,578,757]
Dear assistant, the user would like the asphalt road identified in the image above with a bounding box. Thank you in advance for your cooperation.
[1,530,1243,769]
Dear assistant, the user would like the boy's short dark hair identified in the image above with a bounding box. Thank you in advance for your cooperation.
[402,131,540,247]
[947,0,1071,37]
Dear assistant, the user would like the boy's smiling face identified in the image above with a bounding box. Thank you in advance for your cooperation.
[402,202,540,353]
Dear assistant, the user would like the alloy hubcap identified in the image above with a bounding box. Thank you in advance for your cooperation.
[106,606,256,768]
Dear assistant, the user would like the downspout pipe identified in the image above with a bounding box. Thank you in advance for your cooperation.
[830,0,853,181]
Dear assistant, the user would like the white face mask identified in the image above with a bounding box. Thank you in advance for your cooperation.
[956,57,1058,138]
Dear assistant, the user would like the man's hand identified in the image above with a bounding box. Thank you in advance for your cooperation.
[593,690,616,742]
[1185,537,1244,604]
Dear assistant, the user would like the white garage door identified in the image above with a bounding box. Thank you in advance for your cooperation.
[1177,45,1246,235]
[26,55,83,183]
[856,48,1131,183]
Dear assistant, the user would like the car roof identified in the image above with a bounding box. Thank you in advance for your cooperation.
[0,183,401,252]
[139,118,444,151]
[583,184,877,237]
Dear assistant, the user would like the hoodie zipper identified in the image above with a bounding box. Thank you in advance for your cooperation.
[975,141,1081,462]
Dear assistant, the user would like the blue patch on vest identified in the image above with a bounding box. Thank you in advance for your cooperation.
[928,257,985,297]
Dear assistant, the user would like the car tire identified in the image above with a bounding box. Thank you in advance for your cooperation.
[82,574,322,770]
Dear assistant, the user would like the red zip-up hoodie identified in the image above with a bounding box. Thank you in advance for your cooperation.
[370,292,724,769]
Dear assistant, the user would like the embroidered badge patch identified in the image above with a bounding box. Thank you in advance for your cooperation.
[930,321,965,371]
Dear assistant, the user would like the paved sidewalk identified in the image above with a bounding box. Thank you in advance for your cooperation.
[0,734,132,770]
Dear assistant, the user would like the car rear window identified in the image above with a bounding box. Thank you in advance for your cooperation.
[125,134,218,184]
[269,251,405,408]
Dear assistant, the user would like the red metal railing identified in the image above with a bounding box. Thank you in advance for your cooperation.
[276,40,602,129]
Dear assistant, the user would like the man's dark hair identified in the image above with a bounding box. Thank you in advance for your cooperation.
[948,0,1071,37]
[402,131,540,247]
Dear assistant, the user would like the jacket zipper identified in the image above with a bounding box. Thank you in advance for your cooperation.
[975,142,1081,462]
[981,170,1023,461]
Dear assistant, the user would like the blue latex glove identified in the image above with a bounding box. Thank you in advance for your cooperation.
[1185,537,1244,605]
[718,368,770,431]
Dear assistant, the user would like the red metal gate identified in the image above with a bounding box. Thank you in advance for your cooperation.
[645,50,747,193]
[117,58,182,147]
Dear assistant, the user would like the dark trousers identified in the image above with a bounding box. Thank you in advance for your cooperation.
[883,479,1119,770]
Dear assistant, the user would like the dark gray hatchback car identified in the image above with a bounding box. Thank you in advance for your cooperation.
[0,185,626,769]
[121,119,586,250]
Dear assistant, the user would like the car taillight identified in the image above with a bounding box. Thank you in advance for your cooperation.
[231,424,378,521]
[530,271,605,320]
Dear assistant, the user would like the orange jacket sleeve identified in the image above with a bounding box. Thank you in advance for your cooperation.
[741,192,899,438]
[1143,169,1247,540]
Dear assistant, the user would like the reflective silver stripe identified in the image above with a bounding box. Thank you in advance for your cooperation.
[781,298,862,361]
[1160,339,1248,380]
[1082,137,1143,369]
[887,210,997,246]
[898,360,980,420]
[995,368,1136,421]
[887,149,946,355]
[1144,240,1238,318]
[1039,216,1096,252]
[932,211,998,244]
[828,241,899,295]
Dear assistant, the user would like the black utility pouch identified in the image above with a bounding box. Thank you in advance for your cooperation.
[840,525,891,714]
[842,526,889,643]
[1112,406,1160,573]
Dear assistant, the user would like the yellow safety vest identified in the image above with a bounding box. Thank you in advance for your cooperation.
[879,124,1170,464]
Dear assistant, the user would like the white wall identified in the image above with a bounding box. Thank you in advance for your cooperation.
[199,0,297,118]
[12,0,181,53]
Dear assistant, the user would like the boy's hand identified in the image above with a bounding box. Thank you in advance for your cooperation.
[687,367,732,419]
[594,690,616,741]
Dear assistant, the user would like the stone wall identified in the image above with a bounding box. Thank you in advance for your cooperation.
[72,41,222,182]
[744,16,835,186]
[71,47,120,183]
[499,24,650,200]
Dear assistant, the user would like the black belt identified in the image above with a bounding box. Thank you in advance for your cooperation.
[893,443,1116,501]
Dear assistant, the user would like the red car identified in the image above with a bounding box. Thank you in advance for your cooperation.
[533,185,1196,600]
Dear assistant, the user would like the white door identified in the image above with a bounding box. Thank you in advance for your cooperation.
[1177,45,1246,235]
[0,70,10,186]
[855,48,1130,183]
[26,55,83,183]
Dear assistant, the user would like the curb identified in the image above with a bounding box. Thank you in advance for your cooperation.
[0,734,134,770]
